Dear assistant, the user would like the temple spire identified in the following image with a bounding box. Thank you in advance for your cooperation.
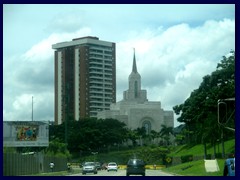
[132,48,138,73]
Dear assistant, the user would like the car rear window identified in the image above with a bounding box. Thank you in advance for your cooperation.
[128,159,144,165]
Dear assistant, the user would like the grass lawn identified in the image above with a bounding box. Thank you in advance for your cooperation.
[162,159,225,176]
[169,139,235,157]
[161,139,235,176]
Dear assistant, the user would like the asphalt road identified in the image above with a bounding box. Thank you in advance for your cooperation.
[68,169,175,176]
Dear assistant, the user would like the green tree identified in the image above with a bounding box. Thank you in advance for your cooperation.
[149,130,158,144]
[173,50,235,146]
[159,125,173,146]
[49,117,128,154]
[45,138,71,158]
[126,129,138,146]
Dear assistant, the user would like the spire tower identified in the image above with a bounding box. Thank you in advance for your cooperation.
[132,48,138,73]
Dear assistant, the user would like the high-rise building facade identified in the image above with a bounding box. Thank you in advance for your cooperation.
[52,36,116,124]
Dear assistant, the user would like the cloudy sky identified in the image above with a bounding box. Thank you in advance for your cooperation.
[3,4,235,127]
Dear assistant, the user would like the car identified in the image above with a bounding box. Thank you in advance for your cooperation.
[126,159,146,176]
[82,162,98,175]
[223,158,235,176]
[95,162,101,170]
[107,162,118,172]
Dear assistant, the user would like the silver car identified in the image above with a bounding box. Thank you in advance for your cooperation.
[82,162,98,175]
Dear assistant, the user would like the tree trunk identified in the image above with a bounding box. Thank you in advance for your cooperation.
[204,142,207,159]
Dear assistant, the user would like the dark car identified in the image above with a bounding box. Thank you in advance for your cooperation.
[223,158,235,176]
[95,162,101,170]
[126,159,146,176]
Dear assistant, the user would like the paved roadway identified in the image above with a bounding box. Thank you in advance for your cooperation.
[68,169,175,176]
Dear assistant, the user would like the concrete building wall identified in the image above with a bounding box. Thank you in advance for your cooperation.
[128,108,164,131]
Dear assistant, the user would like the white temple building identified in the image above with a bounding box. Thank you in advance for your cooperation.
[97,51,174,133]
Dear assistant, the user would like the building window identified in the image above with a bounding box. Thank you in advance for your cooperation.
[134,81,138,98]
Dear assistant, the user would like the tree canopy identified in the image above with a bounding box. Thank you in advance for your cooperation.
[173,50,235,145]
[49,118,128,154]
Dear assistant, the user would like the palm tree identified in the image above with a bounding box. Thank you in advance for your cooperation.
[159,125,173,146]
[149,130,158,144]
[126,129,138,146]
[134,127,146,146]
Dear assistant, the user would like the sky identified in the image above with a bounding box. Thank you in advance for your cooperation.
[3,4,235,127]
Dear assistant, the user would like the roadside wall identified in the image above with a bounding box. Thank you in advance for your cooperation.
[3,152,67,176]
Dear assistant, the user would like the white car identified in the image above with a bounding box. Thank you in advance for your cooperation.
[82,162,98,175]
[107,162,118,172]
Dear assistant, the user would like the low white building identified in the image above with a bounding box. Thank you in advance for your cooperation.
[97,51,174,134]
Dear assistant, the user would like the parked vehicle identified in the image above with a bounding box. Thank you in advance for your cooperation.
[223,158,235,176]
[82,162,98,175]
[107,162,118,172]
[95,162,101,170]
[126,159,146,176]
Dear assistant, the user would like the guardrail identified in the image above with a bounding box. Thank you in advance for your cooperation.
[117,165,166,170]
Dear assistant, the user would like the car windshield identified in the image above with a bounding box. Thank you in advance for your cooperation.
[108,163,117,166]
[84,162,95,166]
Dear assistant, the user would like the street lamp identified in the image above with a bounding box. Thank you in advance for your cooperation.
[217,98,235,158]
[218,101,227,125]
[217,98,235,130]
[218,100,227,158]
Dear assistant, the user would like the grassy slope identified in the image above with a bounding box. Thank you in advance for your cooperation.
[162,159,225,176]
[162,139,235,176]
[169,139,235,157]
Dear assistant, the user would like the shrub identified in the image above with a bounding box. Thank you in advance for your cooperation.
[181,155,193,163]
[206,154,211,159]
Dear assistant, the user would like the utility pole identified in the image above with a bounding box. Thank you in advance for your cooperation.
[32,96,33,121]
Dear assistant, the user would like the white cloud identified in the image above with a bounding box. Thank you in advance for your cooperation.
[23,27,92,62]
[45,11,86,33]
[4,92,54,121]
[115,19,234,127]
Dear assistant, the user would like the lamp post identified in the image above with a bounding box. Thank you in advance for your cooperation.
[32,96,33,121]
[218,101,227,125]
[218,100,226,158]
[217,98,235,158]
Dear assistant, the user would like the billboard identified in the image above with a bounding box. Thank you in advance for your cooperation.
[3,121,49,147]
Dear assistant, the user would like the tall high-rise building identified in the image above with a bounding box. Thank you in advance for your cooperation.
[52,36,116,124]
